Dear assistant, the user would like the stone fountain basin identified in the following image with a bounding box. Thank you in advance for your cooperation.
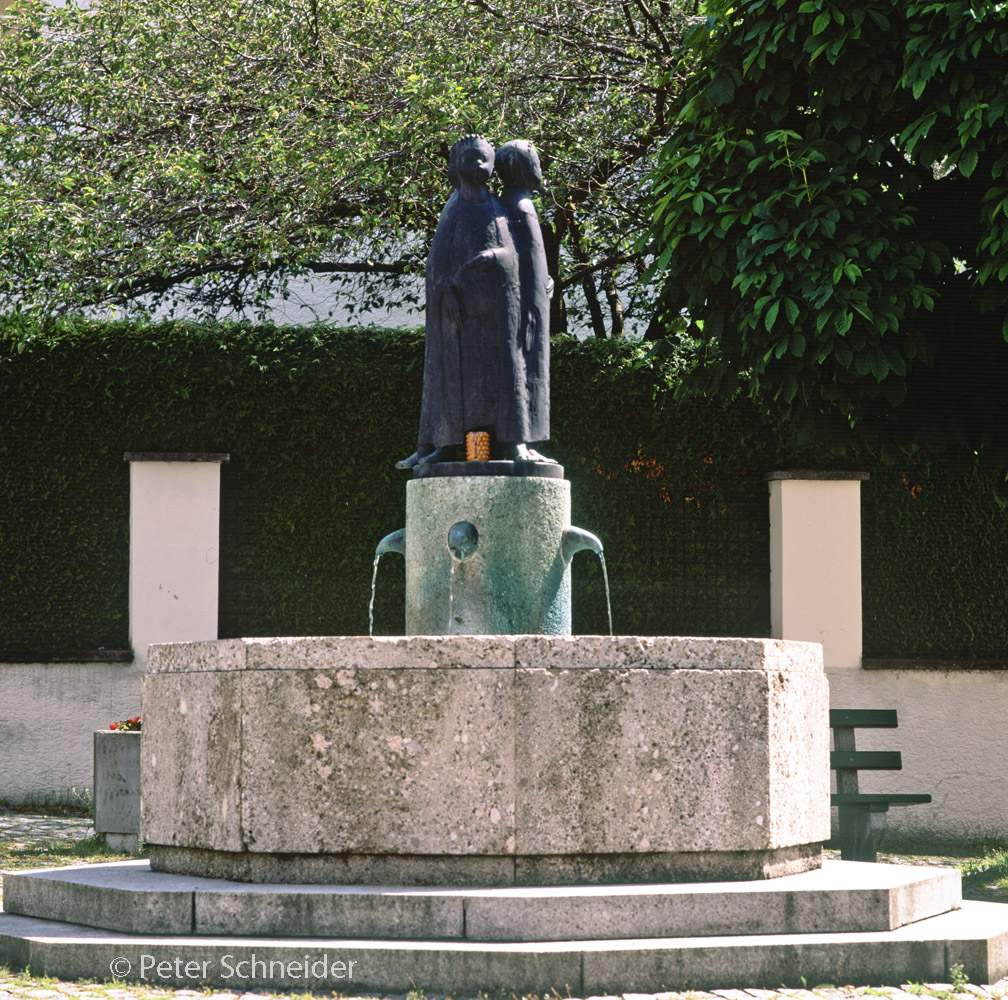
[141,635,829,885]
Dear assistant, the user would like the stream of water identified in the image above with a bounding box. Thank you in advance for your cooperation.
[447,555,459,633]
[599,551,613,636]
[368,554,381,637]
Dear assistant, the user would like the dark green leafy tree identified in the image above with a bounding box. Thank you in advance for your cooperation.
[647,0,1008,463]
[0,0,696,334]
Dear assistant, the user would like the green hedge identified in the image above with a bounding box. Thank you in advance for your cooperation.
[1,318,1004,657]
[862,463,1008,659]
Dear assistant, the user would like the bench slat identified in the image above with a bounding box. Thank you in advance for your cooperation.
[832,793,932,805]
[829,708,898,728]
[831,750,902,770]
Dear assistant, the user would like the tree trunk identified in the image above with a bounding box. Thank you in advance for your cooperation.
[603,268,625,339]
[541,214,567,335]
[569,220,607,339]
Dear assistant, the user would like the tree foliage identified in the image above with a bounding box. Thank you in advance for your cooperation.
[0,0,696,334]
[647,0,1008,462]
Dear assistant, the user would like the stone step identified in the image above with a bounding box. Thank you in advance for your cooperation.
[3,859,960,940]
[1,899,1007,993]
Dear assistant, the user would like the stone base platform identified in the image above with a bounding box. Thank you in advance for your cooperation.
[1,859,963,938]
[3,860,1008,991]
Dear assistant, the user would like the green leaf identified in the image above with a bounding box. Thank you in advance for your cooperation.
[765,299,781,332]
[780,372,799,403]
[834,339,853,368]
[868,347,890,382]
[959,149,979,178]
[708,70,736,107]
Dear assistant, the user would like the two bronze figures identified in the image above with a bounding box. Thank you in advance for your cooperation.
[398,136,553,470]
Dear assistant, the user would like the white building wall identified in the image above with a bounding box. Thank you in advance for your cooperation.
[0,661,144,802]
[827,667,1008,841]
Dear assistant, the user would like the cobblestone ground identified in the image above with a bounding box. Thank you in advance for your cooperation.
[1,809,1007,1000]
[0,812,94,851]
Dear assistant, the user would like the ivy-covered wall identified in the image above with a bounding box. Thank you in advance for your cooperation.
[1,318,1004,658]
[861,463,1008,659]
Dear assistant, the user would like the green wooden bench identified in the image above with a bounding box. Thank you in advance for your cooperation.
[830,708,932,862]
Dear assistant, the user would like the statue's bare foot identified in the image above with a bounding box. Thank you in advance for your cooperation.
[393,445,445,467]
[395,451,422,470]
[524,447,554,463]
[510,443,554,463]
[395,447,442,470]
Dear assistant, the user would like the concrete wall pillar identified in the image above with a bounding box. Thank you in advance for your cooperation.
[766,470,868,670]
[125,452,228,664]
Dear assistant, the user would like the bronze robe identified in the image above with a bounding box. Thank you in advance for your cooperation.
[418,187,527,449]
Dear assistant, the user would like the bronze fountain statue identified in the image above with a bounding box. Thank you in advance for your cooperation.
[398,135,553,469]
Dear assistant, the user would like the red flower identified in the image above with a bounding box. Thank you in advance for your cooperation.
[108,715,142,731]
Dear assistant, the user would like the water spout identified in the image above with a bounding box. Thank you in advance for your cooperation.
[370,528,406,636]
[561,526,613,636]
[376,528,406,558]
[447,520,479,560]
[561,526,603,564]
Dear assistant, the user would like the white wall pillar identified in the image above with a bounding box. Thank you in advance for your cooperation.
[125,452,228,664]
[766,470,868,670]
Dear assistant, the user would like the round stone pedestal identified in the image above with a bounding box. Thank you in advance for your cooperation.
[141,635,830,885]
[405,474,571,635]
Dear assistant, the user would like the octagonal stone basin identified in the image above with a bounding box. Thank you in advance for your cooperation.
[141,635,830,885]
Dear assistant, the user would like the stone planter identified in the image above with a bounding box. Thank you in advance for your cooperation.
[93,729,141,852]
